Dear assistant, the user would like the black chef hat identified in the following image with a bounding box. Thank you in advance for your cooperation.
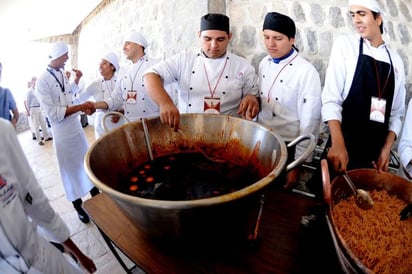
[263,12,296,38]
[200,13,230,34]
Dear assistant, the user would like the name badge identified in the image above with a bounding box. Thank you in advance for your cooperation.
[370,96,386,123]
[204,96,220,114]
[126,90,137,104]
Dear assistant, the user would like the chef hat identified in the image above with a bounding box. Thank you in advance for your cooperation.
[200,13,230,34]
[263,12,296,38]
[125,31,148,49]
[49,41,69,61]
[348,0,382,13]
[103,52,119,71]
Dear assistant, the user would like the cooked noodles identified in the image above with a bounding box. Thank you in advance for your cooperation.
[332,190,412,274]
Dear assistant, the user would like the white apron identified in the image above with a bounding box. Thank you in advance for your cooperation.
[51,114,94,201]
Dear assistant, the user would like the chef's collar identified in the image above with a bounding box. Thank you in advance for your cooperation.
[272,48,294,64]
[361,35,386,48]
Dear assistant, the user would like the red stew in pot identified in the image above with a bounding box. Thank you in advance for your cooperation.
[118,152,260,201]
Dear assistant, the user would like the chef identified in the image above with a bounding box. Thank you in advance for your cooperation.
[321,0,406,174]
[93,31,164,124]
[0,118,96,273]
[143,13,260,131]
[35,42,99,223]
[257,12,322,189]
[76,52,120,139]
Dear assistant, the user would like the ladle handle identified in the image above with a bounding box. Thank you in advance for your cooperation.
[285,134,316,172]
[102,111,130,133]
[142,118,154,161]
[342,172,358,196]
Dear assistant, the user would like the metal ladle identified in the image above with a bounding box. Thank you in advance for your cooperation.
[342,172,374,210]
[177,128,227,164]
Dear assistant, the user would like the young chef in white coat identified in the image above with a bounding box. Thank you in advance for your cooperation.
[35,42,100,223]
[143,13,260,131]
[93,31,162,123]
[257,12,322,190]
[397,98,412,181]
[26,77,52,145]
[75,52,120,139]
[321,0,406,175]
[0,118,96,274]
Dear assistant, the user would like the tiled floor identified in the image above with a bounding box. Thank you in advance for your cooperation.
[17,124,144,274]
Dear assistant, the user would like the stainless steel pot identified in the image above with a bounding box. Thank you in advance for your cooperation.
[321,160,412,273]
[85,113,315,244]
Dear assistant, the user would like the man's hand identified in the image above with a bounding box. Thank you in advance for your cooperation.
[327,143,349,173]
[238,95,260,120]
[82,101,96,115]
[159,102,180,131]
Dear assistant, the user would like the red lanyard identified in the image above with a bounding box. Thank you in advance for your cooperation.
[266,54,298,103]
[372,47,392,100]
[129,57,145,90]
[203,57,228,98]
[365,42,393,100]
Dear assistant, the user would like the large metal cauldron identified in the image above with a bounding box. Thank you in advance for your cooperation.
[321,160,412,273]
[85,114,314,244]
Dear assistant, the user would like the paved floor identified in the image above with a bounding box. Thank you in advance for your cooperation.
[17,125,144,274]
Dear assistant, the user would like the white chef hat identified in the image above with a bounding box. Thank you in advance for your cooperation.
[124,30,148,49]
[48,41,69,61]
[348,0,382,13]
[102,52,119,71]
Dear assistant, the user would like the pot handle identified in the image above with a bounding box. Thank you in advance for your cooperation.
[321,159,331,207]
[285,134,316,172]
[101,111,130,133]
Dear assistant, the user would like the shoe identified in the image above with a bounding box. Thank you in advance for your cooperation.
[38,141,45,146]
[77,208,90,223]
[45,137,53,141]
[32,134,37,140]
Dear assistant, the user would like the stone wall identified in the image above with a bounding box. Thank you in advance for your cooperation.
[69,0,411,98]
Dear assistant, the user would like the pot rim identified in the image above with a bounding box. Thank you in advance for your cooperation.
[84,114,287,209]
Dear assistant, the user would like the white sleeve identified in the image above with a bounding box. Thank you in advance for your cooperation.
[321,35,355,123]
[0,119,70,242]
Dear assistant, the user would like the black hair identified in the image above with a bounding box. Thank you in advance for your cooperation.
[372,11,383,34]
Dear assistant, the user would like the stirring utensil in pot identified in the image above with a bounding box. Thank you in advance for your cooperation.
[400,203,412,221]
[342,172,374,210]
[177,128,227,164]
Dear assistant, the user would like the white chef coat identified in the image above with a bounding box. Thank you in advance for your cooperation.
[257,50,321,160]
[26,87,50,141]
[398,98,412,180]
[35,67,94,201]
[0,118,82,274]
[144,49,259,116]
[76,75,118,138]
[321,34,405,137]
[106,55,160,122]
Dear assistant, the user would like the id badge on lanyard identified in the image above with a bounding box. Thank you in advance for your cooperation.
[126,90,137,104]
[370,96,386,123]
[204,96,220,114]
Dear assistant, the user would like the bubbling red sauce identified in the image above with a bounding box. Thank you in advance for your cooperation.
[118,152,261,201]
